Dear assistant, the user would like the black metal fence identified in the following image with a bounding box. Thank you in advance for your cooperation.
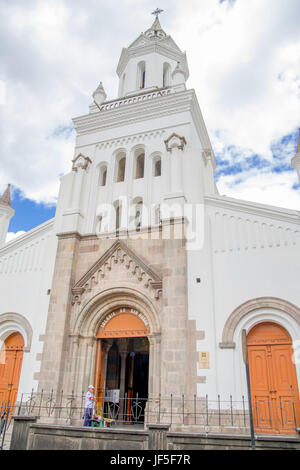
[0,403,12,450]
[1,390,297,435]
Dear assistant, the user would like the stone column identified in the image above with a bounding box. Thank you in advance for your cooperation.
[147,333,161,399]
[37,233,80,394]
[94,339,102,401]
[119,350,128,419]
[87,337,97,387]
[66,335,80,394]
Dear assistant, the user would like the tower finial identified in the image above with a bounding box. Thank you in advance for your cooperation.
[0,184,12,207]
[151,8,164,19]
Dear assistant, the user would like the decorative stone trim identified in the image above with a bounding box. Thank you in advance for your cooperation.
[164,133,187,152]
[56,231,82,241]
[95,130,166,150]
[71,240,162,305]
[72,153,92,172]
[0,312,33,352]
[72,288,161,342]
[220,297,300,349]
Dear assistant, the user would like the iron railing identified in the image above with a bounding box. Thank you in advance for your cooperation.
[1,390,297,435]
[0,403,13,450]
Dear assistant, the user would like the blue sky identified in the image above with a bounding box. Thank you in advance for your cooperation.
[1,0,300,239]
[8,189,56,234]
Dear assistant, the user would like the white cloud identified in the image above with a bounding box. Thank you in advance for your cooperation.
[0,0,299,210]
[6,231,26,243]
[173,0,300,160]
[217,169,300,210]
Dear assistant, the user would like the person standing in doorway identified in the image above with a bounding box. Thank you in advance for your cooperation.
[83,385,95,427]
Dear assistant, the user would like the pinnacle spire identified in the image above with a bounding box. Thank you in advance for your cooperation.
[143,8,166,39]
[151,15,163,31]
[0,184,12,207]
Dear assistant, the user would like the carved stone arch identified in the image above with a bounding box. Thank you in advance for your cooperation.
[220,297,300,349]
[72,287,161,338]
[68,287,162,397]
[71,239,163,306]
[0,312,33,352]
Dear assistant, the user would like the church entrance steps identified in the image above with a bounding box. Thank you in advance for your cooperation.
[9,418,300,450]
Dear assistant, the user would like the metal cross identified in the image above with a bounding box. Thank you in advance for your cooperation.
[152,8,164,19]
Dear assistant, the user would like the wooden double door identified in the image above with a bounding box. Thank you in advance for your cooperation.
[247,322,300,434]
[0,333,24,407]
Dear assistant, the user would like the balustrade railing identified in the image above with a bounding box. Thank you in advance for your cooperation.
[93,87,174,112]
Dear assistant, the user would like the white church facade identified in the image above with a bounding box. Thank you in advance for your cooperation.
[0,15,300,434]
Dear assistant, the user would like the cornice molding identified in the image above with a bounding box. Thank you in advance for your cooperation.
[73,89,216,168]
[73,89,192,133]
[0,218,54,255]
[205,195,300,225]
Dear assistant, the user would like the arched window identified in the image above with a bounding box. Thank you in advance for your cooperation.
[96,215,103,234]
[137,61,146,89]
[154,158,161,177]
[115,202,122,230]
[135,154,145,179]
[99,165,107,186]
[155,204,161,225]
[117,157,126,182]
[163,63,171,88]
[135,199,143,228]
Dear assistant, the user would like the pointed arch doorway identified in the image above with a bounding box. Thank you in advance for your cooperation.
[247,322,300,434]
[94,308,150,423]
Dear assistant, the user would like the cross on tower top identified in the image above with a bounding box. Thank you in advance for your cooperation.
[151,8,164,19]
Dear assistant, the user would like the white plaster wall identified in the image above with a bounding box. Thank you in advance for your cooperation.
[187,197,300,403]
[0,220,57,396]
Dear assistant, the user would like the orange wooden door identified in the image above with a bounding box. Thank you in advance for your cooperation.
[0,333,24,407]
[248,322,300,435]
[271,344,300,432]
[248,345,273,430]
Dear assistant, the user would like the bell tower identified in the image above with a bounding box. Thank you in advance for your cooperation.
[57,11,217,236]
[116,9,189,97]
